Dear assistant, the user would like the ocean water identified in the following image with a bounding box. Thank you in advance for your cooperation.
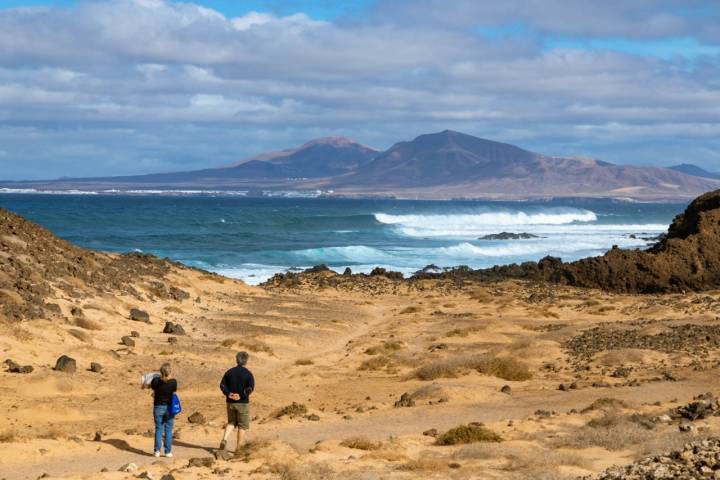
[0,194,684,285]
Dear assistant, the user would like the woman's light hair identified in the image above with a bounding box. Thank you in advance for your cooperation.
[160,362,172,379]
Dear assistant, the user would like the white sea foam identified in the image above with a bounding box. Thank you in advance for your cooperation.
[374,209,600,237]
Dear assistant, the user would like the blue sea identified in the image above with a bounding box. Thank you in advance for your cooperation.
[0,193,684,285]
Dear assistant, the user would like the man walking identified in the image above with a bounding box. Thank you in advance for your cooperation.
[219,351,255,452]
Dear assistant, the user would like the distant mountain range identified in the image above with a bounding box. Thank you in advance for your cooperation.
[668,163,720,180]
[3,130,719,200]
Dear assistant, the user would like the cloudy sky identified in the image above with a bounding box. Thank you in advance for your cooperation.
[0,0,719,180]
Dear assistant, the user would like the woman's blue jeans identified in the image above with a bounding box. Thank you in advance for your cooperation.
[153,405,174,454]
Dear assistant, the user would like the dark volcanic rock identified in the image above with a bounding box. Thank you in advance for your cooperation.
[5,359,33,374]
[121,336,135,347]
[187,412,206,424]
[130,309,150,323]
[394,392,416,408]
[411,189,720,293]
[54,355,77,373]
[478,232,541,240]
[89,362,103,373]
[593,437,720,479]
[163,322,186,335]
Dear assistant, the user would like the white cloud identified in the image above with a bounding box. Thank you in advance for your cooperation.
[0,0,718,179]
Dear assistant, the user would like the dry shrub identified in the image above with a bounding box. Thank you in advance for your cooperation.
[415,355,531,381]
[7,325,32,341]
[267,462,335,480]
[74,317,102,330]
[67,328,91,342]
[453,442,504,460]
[221,338,235,347]
[554,412,654,450]
[164,306,183,314]
[340,436,382,451]
[504,449,590,472]
[397,457,448,471]
[362,449,408,462]
[359,355,391,371]
[365,340,404,355]
[37,425,65,440]
[236,339,274,354]
[580,397,628,413]
[234,439,271,462]
[597,349,647,366]
[436,425,502,446]
[399,306,420,314]
[469,289,493,303]
[596,306,616,313]
[0,430,17,443]
[294,358,314,366]
[273,402,308,419]
[445,324,487,337]
[581,299,601,307]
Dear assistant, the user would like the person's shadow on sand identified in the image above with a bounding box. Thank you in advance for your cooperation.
[101,439,154,457]
[101,438,214,456]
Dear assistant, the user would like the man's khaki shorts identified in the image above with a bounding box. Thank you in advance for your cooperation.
[227,403,250,430]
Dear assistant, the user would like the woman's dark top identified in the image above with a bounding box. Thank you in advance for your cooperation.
[150,377,177,406]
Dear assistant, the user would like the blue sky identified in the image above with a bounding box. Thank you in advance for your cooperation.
[0,0,718,179]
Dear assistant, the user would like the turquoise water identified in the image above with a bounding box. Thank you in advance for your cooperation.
[0,194,684,284]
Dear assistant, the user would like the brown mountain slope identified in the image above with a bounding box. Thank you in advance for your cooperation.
[331,130,719,199]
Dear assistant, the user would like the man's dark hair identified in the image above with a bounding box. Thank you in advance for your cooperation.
[236,351,249,366]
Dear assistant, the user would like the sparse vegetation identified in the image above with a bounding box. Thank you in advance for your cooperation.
[0,430,17,443]
[274,402,308,419]
[397,457,448,471]
[234,439,271,462]
[294,358,314,366]
[399,306,420,314]
[436,424,502,445]
[414,355,531,381]
[67,328,91,342]
[74,317,102,330]
[553,411,655,450]
[580,397,629,413]
[359,355,391,371]
[340,436,382,450]
[223,338,274,354]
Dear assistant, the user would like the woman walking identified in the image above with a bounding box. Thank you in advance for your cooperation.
[150,363,177,457]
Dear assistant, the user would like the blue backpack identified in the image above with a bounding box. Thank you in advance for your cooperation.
[170,393,182,416]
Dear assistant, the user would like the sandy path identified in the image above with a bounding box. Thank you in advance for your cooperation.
[5,377,714,480]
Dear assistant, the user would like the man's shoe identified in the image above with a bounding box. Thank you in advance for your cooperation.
[165,452,173,458]
[219,440,227,451]
[154,451,161,457]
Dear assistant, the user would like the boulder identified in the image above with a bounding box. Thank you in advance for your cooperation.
[130,309,150,323]
[163,322,186,335]
[394,392,416,408]
[54,355,77,373]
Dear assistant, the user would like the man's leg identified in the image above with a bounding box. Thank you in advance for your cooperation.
[236,427,246,449]
[220,404,236,450]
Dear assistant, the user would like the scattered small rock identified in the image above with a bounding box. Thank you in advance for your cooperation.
[188,412,206,425]
[188,457,215,468]
[119,463,138,473]
[214,450,234,461]
[121,336,136,347]
[423,428,439,437]
[130,331,140,338]
[500,385,512,395]
[130,309,150,323]
[394,392,416,408]
[163,322,186,335]
[168,337,178,344]
[54,355,77,373]
[306,414,320,421]
[90,362,103,373]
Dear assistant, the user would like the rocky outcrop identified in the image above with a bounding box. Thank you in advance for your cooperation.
[594,438,720,479]
[0,208,183,321]
[478,232,541,240]
[414,189,720,293]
